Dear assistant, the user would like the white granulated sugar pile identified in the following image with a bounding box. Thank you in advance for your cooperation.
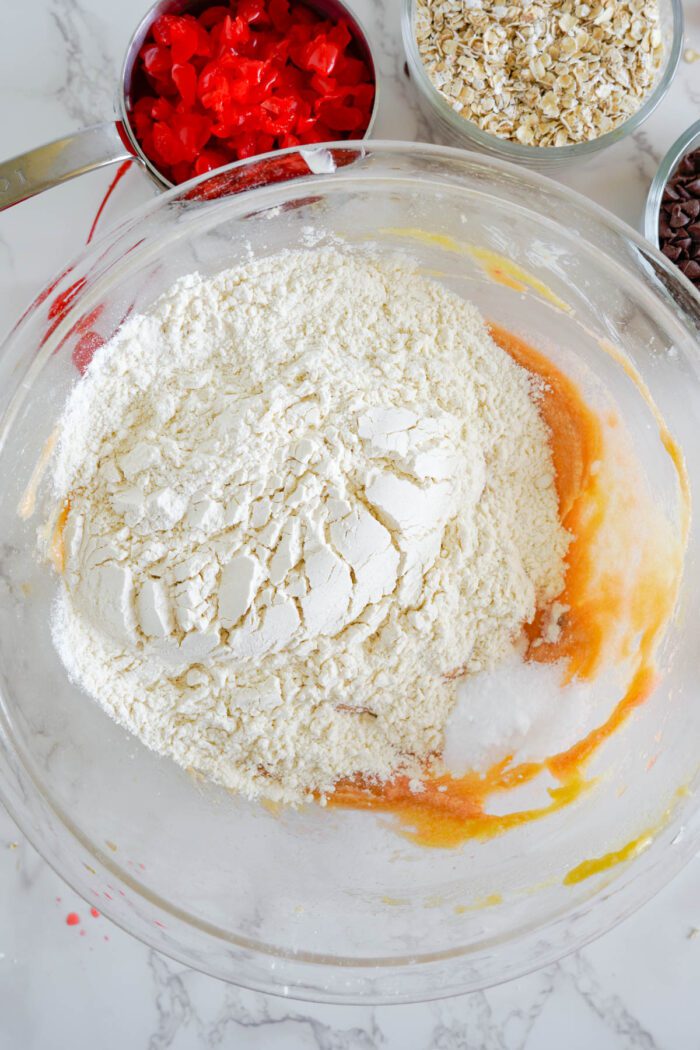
[51,248,569,803]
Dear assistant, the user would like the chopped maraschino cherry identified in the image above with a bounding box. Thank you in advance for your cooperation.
[129,0,374,183]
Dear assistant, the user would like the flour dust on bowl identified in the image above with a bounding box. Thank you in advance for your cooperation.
[0,143,698,1003]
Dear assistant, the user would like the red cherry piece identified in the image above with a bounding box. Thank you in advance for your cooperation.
[199,6,231,28]
[171,18,200,63]
[238,0,270,26]
[172,111,213,160]
[153,121,186,165]
[334,56,367,86]
[152,14,200,63]
[151,97,175,121]
[211,14,251,53]
[194,148,230,174]
[269,0,292,32]
[141,45,171,77]
[171,160,194,183]
[172,62,198,107]
[304,40,340,76]
[328,20,352,49]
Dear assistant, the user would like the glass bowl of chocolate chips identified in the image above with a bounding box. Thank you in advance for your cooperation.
[645,119,700,293]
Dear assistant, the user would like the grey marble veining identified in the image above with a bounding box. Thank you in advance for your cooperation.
[0,0,699,1046]
[49,0,116,123]
[2,813,698,1049]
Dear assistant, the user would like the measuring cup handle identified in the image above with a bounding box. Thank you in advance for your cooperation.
[0,122,137,212]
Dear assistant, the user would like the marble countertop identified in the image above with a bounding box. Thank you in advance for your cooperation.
[0,0,699,1046]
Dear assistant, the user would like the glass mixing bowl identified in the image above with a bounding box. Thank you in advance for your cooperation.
[0,142,699,1004]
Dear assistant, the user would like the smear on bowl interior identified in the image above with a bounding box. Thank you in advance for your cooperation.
[332,325,683,846]
[39,247,683,848]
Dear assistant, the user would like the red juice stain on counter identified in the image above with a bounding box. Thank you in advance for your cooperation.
[86,161,132,244]
[90,907,100,918]
[65,912,80,927]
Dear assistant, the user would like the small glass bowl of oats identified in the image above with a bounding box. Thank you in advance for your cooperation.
[402,0,683,169]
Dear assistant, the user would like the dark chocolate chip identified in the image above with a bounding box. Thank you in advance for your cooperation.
[679,259,700,280]
[658,147,700,285]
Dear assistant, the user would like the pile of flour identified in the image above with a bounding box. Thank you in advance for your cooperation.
[51,248,569,803]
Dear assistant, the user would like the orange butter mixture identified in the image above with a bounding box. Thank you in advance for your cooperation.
[331,326,682,848]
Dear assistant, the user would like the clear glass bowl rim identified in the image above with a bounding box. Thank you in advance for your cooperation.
[1,140,699,1003]
[401,0,683,162]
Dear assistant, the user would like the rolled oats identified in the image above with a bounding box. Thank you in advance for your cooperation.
[415,0,665,147]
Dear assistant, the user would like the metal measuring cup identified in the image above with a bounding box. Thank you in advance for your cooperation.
[0,0,377,211]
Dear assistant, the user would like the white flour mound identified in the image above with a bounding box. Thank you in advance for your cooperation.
[51,249,569,803]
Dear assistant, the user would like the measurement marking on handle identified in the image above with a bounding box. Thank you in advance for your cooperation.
[0,168,28,191]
